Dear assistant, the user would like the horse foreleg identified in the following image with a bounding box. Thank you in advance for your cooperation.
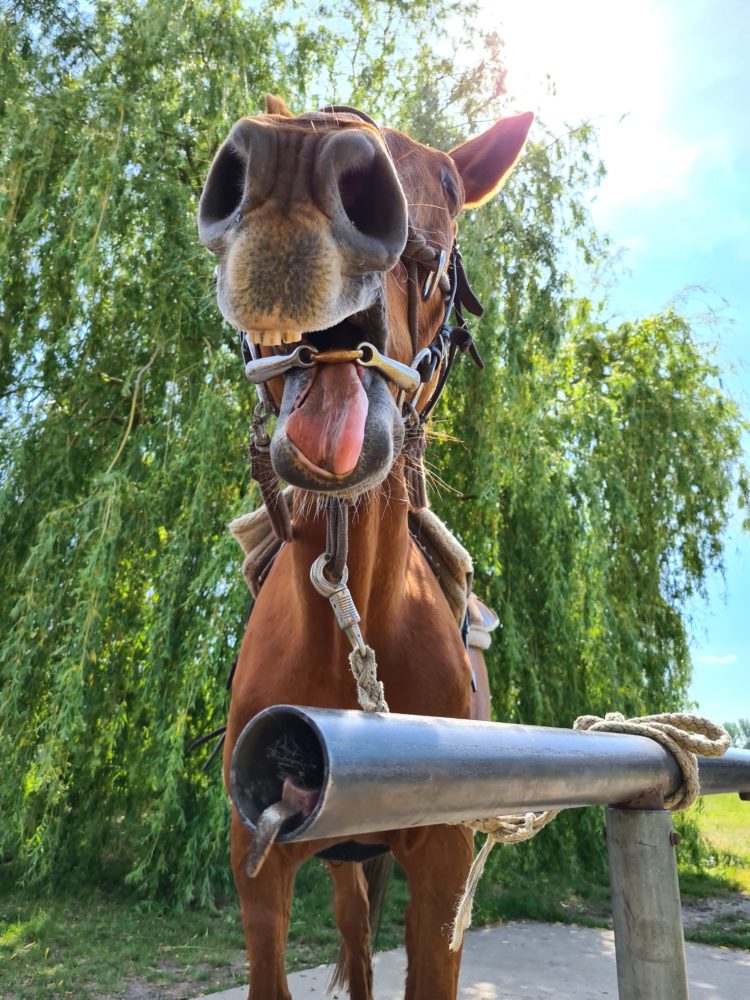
[327,860,374,1000]
[230,811,307,1000]
[391,824,474,1000]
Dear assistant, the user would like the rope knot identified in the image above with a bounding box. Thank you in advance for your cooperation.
[449,710,731,952]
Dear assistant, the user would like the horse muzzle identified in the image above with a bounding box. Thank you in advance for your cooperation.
[198,119,409,342]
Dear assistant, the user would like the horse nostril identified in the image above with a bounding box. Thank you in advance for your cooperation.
[338,159,398,243]
[338,167,369,227]
[316,130,408,272]
[198,143,247,249]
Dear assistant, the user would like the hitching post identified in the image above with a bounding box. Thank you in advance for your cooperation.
[606,803,689,1000]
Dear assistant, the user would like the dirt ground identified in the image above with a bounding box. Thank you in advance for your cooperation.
[681,891,750,931]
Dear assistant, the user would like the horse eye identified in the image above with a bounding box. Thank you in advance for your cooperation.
[440,167,460,213]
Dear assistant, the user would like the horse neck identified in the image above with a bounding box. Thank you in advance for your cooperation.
[289,466,410,622]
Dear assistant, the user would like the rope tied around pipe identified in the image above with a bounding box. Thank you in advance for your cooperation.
[449,710,732,951]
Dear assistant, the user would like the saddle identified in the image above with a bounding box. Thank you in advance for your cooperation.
[229,492,499,653]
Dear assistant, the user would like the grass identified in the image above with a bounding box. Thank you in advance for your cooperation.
[1,796,747,997]
[693,793,750,892]
[677,793,750,950]
[0,886,247,1000]
[0,860,409,1000]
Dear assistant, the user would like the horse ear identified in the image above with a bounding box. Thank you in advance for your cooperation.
[450,111,534,209]
[264,94,294,117]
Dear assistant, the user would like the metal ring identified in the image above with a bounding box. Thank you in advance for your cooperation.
[421,249,447,301]
[297,345,318,366]
[310,553,348,596]
[409,347,432,379]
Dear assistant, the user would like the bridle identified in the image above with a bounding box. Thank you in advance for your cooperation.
[240,241,483,417]
[236,105,486,666]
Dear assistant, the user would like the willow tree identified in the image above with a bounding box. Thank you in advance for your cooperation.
[1,0,746,903]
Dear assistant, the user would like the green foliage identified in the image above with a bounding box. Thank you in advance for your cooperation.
[429,126,747,871]
[725,719,750,749]
[1,0,746,905]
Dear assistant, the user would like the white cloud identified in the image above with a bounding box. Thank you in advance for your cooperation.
[697,653,738,666]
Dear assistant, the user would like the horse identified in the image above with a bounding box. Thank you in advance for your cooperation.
[198,94,532,1000]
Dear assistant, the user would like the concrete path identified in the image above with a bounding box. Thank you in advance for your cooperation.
[199,920,750,999]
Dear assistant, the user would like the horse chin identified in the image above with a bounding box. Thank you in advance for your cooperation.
[270,369,404,499]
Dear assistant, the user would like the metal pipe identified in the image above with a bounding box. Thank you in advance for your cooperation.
[229,706,750,842]
[606,806,689,1000]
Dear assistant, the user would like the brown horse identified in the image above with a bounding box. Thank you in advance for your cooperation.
[198,95,532,1000]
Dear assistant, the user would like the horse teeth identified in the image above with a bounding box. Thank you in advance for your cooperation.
[248,330,281,346]
[247,329,301,347]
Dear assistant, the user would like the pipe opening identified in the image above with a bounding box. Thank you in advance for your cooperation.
[230,709,326,837]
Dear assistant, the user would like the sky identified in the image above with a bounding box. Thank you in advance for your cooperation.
[481,0,749,723]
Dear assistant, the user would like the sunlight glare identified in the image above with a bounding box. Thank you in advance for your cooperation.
[481,0,707,213]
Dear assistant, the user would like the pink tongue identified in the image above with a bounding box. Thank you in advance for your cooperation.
[286,363,368,476]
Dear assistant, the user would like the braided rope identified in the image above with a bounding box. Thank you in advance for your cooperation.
[449,711,731,951]
[575,712,730,809]
[349,646,389,713]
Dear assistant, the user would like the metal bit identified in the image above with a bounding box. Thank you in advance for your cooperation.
[357,342,421,394]
[244,343,318,383]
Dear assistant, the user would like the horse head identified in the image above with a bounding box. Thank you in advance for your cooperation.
[198,95,532,498]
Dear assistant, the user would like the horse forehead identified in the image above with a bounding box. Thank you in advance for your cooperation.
[260,110,385,142]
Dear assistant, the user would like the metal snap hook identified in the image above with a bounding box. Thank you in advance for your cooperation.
[310,553,349,595]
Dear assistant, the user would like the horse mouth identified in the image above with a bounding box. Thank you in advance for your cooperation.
[285,317,376,480]
[266,309,403,495]
[285,359,369,478]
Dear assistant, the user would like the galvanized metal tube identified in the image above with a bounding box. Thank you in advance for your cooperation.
[606,807,689,1000]
[695,748,750,795]
[229,707,750,843]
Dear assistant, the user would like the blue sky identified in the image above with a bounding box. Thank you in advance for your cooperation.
[483,0,749,723]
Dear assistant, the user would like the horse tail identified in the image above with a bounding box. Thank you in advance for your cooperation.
[363,852,393,942]
[328,853,394,993]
